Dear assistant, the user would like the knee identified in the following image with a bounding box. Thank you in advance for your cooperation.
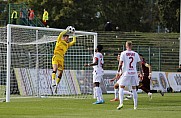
[120,85,125,88]
[94,82,99,87]
[132,86,136,89]
[114,83,119,89]
[58,72,63,78]
[52,71,56,73]
[52,66,58,72]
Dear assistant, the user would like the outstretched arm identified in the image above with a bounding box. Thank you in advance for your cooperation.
[57,30,68,43]
[84,57,98,67]
[110,75,120,82]
[116,60,123,78]
[68,36,76,47]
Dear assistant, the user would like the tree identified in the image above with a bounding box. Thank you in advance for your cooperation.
[18,0,100,30]
[16,0,150,31]
[158,0,179,32]
[2,0,179,32]
[0,1,8,26]
[99,0,149,31]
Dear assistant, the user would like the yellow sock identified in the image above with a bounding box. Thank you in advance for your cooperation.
[56,78,61,85]
[52,73,56,80]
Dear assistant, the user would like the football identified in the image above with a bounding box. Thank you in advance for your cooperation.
[67,26,75,33]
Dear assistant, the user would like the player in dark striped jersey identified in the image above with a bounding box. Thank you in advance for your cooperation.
[138,54,164,98]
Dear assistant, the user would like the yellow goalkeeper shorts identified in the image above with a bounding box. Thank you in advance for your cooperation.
[52,54,64,71]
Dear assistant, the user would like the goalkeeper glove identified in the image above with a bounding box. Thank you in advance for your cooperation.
[66,26,71,31]
[73,30,75,36]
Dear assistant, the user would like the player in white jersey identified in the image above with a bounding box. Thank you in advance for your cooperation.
[84,45,104,104]
[116,41,143,110]
[110,53,133,102]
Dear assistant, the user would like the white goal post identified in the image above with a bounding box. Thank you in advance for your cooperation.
[4,24,97,102]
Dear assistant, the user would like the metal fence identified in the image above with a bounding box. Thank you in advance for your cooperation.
[122,45,179,72]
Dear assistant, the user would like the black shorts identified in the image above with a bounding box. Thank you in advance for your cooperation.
[139,76,150,90]
[142,76,150,90]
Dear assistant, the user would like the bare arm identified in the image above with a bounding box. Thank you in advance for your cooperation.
[110,75,119,82]
[84,58,98,67]
[117,60,123,73]
[116,60,123,78]
[145,63,151,72]
[145,63,152,79]
[139,61,143,79]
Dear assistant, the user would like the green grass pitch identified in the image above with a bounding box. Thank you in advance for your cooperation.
[0,93,181,118]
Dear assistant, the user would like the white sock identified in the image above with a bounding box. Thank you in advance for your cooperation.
[119,88,124,105]
[93,87,96,99]
[115,89,119,99]
[132,89,137,108]
[95,87,101,101]
[123,90,133,96]
[98,87,103,100]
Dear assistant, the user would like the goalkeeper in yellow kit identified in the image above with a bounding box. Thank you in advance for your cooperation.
[51,26,76,93]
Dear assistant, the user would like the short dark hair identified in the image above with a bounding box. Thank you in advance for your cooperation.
[63,34,69,37]
[139,54,143,56]
[97,45,103,52]
[179,64,181,66]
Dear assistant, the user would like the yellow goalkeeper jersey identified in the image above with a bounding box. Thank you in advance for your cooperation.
[54,30,76,57]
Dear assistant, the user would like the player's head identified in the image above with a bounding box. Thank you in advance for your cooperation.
[139,53,143,59]
[139,53,145,61]
[126,41,132,50]
[95,45,103,52]
[117,53,120,61]
[63,34,69,43]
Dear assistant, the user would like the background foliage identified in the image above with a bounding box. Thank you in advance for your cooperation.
[0,0,180,32]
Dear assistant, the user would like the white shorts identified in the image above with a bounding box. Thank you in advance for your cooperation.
[117,75,139,86]
[93,74,103,83]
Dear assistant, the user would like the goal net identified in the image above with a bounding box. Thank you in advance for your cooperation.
[0,24,97,102]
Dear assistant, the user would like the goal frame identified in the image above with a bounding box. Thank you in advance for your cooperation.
[6,24,97,102]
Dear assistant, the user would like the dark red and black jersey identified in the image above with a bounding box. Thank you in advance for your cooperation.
[142,59,149,77]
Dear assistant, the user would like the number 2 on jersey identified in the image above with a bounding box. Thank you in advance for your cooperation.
[129,57,133,68]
